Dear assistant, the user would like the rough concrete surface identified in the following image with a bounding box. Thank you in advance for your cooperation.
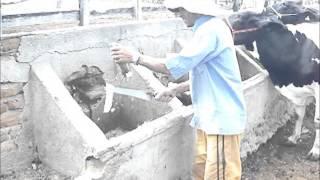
[0,113,34,173]
[0,57,30,82]
[28,62,108,176]
[97,107,194,180]
[241,72,296,158]
[0,18,305,179]
[4,19,191,178]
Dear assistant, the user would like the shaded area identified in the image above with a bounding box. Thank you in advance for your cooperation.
[64,65,172,139]
[64,65,106,119]
[242,104,320,180]
[0,165,70,180]
[63,65,128,139]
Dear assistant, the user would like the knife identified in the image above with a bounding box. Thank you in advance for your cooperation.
[104,83,153,113]
[113,87,153,101]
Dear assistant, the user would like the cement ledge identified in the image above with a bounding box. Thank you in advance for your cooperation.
[97,105,193,162]
[29,62,109,176]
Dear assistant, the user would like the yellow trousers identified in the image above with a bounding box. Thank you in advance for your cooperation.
[193,129,242,180]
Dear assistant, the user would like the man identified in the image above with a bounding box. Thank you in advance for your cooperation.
[110,0,247,179]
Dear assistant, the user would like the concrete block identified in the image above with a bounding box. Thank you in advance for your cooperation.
[0,37,20,56]
[0,58,30,82]
[0,112,31,173]
[1,55,16,61]
[0,110,23,128]
[28,62,109,176]
[0,103,8,114]
[0,132,33,173]
[0,125,22,144]
[0,140,18,152]
[16,19,185,63]
[1,134,9,143]
[2,94,25,110]
[0,83,24,98]
[8,128,23,140]
[0,124,22,136]
[96,108,194,180]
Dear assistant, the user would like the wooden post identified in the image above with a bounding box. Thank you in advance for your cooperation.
[79,0,89,26]
[135,0,142,20]
[0,5,2,37]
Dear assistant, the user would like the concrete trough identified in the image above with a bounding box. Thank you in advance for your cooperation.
[28,61,193,180]
[235,47,296,158]
[20,19,296,179]
[23,19,193,179]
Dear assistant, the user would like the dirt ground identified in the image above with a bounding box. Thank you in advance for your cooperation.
[242,105,320,180]
[0,166,70,180]
[2,110,319,180]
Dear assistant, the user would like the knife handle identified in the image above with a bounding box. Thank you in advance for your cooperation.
[118,63,130,77]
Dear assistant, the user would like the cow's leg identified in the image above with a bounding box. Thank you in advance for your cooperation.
[284,105,306,145]
[307,89,320,160]
[308,124,320,160]
[232,0,242,12]
[264,0,269,8]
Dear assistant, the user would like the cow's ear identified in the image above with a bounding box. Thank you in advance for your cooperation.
[245,42,254,51]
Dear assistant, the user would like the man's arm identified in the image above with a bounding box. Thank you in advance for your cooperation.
[155,80,190,102]
[170,81,190,94]
[110,43,191,102]
[138,55,171,75]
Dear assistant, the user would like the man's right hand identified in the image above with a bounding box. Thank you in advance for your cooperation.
[110,43,140,65]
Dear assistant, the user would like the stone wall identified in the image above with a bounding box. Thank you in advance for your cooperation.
[1,37,34,172]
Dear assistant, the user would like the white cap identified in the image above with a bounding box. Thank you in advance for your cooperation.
[164,0,231,17]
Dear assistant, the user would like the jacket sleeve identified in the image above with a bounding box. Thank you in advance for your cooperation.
[165,23,225,80]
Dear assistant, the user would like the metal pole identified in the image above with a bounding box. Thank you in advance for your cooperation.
[79,0,89,26]
[135,0,142,20]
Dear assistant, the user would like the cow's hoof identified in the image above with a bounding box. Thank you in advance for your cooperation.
[282,136,298,146]
[307,148,320,161]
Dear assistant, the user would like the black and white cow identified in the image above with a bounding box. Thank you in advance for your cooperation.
[229,7,319,160]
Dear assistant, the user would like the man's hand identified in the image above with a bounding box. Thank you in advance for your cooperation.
[154,84,177,102]
[110,43,140,64]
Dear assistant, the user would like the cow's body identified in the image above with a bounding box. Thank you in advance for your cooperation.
[232,9,320,160]
[278,24,320,160]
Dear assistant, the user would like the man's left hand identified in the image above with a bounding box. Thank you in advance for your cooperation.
[154,85,177,102]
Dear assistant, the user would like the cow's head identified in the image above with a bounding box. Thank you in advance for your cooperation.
[65,65,106,106]
[228,11,282,49]
[266,1,319,24]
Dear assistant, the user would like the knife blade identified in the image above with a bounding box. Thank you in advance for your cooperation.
[104,83,153,113]
[113,87,153,101]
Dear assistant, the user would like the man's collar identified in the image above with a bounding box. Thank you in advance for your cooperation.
[192,15,214,32]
